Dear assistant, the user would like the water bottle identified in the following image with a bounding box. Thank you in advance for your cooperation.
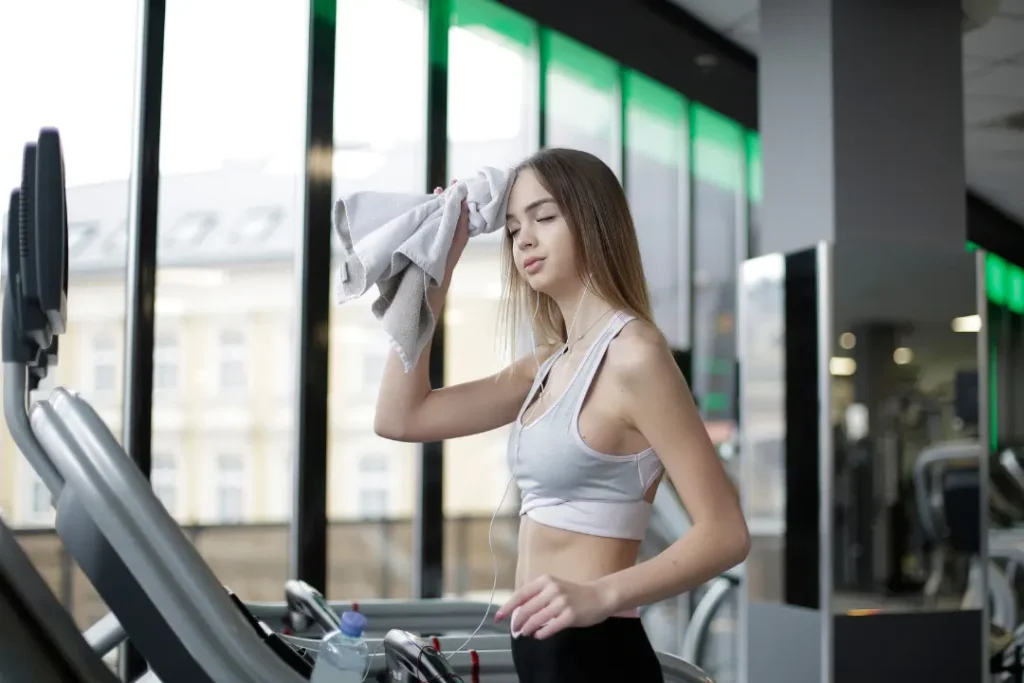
[310,610,369,683]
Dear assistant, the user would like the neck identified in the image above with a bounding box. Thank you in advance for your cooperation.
[553,286,615,344]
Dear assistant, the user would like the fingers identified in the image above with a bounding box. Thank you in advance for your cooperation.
[533,611,574,640]
[495,575,547,622]
[433,179,459,196]
[517,598,565,637]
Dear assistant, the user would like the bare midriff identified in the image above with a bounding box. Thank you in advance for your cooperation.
[515,516,641,592]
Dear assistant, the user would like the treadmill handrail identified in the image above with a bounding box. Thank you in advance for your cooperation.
[912,440,981,541]
[4,363,63,497]
[30,389,307,683]
[680,575,736,665]
[284,631,714,682]
[83,612,126,658]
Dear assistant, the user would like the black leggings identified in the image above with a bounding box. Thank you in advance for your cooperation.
[510,617,664,682]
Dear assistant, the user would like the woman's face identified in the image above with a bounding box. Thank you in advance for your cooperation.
[506,168,578,295]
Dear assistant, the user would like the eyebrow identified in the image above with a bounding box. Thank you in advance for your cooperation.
[507,197,555,221]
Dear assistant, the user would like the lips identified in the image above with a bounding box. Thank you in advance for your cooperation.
[523,256,544,273]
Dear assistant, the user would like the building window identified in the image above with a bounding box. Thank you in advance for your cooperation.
[92,335,117,394]
[68,221,99,257]
[218,328,248,392]
[151,453,177,516]
[357,453,391,518]
[154,331,180,393]
[360,337,389,397]
[163,212,217,248]
[31,477,50,518]
[230,206,283,244]
[216,454,245,522]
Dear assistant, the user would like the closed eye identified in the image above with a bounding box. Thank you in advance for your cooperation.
[537,216,556,223]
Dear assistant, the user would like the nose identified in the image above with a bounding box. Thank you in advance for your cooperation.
[515,224,537,249]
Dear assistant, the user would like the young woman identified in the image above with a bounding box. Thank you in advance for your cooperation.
[374,148,750,682]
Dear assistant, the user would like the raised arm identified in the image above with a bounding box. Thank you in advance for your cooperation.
[374,193,551,443]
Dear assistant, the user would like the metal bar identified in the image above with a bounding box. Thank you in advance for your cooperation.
[618,64,628,186]
[412,0,449,601]
[290,0,336,595]
[120,0,166,678]
[977,250,992,683]
[537,26,548,148]
[381,519,392,598]
[59,545,73,610]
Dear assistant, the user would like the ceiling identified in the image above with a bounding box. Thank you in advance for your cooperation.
[668,0,1024,226]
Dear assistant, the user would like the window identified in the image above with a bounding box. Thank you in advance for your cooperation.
[92,335,118,394]
[2,9,135,634]
[163,212,217,248]
[690,104,745,441]
[327,0,425,596]
[543,30,620,173]
[360,338,389,396]
[444,0,537,535]
[31,477,51,518]
[151,453,178,515]
[149,0,305,600]
[624,70,689,348]
[215,454,245,523]
[102,222,127,260]
[357,453,391,518]
[442,1,536,600]
[231,207,283,244]
[448,0,538,181]
[218,328,248,391]
[153,331,180,393]
[68,222,100,256]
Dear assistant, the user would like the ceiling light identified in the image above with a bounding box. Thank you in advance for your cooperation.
[951,314,982,333]
[830,357,856,376]
[893,347,914,365]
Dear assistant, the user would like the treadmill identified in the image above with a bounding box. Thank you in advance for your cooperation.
[0,513,150,683]
[3,127,715,683]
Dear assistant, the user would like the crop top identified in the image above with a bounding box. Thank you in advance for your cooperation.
[507,311,664,541]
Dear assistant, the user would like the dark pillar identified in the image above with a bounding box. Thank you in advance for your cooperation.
[120,0,165,678]
[742,2,969,682]
[290,0,336,594]
[412,0,449,600]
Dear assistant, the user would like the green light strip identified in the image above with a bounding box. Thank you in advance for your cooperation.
[450,0,534,46]
[983,251,1024,314]
[690,103,744,193]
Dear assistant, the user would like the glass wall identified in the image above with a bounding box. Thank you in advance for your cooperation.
[690,104,746,453]
[623,71,689,348]
[0,0,762,662]
[746,132,763,258]
[0,0,137,632]
[443,0,538,600]
[149,0,309,603]
[543,31,620,173]
[327,0,427,600]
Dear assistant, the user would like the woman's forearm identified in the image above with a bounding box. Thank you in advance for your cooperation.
[592,522,749,615]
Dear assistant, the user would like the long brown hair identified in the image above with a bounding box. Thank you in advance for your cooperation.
[498,148,654,360]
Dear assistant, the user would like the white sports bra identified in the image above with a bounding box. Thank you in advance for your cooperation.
[507,311,664,541]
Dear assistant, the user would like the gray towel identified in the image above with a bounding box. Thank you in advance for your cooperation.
[334,166,515,372]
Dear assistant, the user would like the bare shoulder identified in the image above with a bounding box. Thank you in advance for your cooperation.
[604,319,675,384]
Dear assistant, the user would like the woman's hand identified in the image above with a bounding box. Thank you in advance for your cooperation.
[494,574,617,640]
[434,181,470,283]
